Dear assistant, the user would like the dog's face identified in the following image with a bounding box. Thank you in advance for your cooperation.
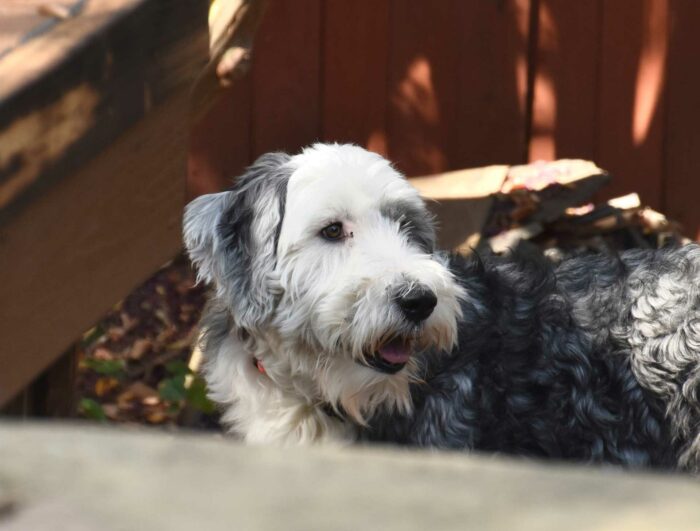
[185,144,463,422]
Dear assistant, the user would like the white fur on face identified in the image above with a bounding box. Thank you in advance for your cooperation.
[267,144,464,423]
[190,144,464,443]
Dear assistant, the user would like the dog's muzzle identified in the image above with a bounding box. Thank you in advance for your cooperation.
[359,284,438,374]
[395,286,437,324]
[363,337,414,374]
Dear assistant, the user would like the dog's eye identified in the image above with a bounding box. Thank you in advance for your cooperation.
[320,222,344,241]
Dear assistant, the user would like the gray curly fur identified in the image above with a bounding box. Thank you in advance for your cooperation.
[184,153,292,333]
[365,243,700,471]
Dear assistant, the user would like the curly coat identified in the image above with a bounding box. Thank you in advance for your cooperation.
[366,244,700,471]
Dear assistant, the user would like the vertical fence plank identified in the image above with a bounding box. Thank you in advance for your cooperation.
[386,0,531,177]
[595,0,668,208]
[187,81,253,197]
[322,0,390,155]
[385,0,463,176]
[251,0,322,157]
[456,0,532,168]
[665,0,700,239]
[529,0,602,161]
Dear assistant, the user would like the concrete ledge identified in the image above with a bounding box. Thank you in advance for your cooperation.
[0,422,699,530]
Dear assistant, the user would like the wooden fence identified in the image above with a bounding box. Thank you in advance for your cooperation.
[189,0,700,239]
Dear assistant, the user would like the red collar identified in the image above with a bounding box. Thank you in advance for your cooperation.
[254,357,267,376]
[252,357,345,423]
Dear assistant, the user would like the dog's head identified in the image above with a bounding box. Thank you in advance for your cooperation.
[184,144,463,422]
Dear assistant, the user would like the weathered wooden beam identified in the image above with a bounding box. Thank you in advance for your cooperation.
[2,423,700,530]
[0,0,209,406]
[0,0,208,223]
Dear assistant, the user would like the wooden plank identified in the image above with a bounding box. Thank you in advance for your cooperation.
[32,347,79,417]
[250,0,321,156]
[187,79,253,197]
[0,0,85,58]
[455,0,532,168]
[595,0,668,209]
[0,92,190,406]
[322,0,390,155]
[386,1,531,177]
[385,0,462,176]
[0,0,208,222]
[0,0,208,405]
[529,0,602,161]
[0,388,30,416]
[664,0,700,240]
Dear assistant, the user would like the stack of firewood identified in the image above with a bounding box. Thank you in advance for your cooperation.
[477,160,689,258]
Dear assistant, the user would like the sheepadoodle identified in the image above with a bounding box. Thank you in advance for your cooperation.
[184,143,700,471]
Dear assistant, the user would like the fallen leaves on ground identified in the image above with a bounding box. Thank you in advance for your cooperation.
[76,254,218,430]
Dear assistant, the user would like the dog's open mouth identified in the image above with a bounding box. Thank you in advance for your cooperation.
[363,337,413,374]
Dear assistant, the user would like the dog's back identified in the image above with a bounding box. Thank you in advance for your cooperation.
[367,244,700,471]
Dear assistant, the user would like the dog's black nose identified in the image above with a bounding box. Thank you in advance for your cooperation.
[395,287,438,323]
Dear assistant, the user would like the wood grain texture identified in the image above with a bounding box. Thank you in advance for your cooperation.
[386,0,531,177]
[4,423,700,531]
[322,0,390,155]
[187,79,253,198]
[0,0,208,222]
[0,0,85,57]
[250,0,322,157]
[595,0,668,208]
[664,0,700,239]
[386,0,462,176]
[529,0,602,161]
[0,92,189,406]
[454,0,531,168]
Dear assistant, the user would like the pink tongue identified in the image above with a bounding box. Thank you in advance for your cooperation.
[378,339,411,364]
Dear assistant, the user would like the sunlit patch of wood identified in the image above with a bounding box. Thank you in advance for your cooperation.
[528,1,557,161]
[0,83,99,209]
[366,130,388,158]
[392,56,446,173]
[529,74,557,161]
[514,0,534,117]
[633,0,668,147]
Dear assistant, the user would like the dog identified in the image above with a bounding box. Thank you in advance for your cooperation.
[184,143,700,471]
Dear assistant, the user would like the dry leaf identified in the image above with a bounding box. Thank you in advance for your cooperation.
[128,381,159,400]
[167,331,196,351]
[94,377,119,397]
[142,396,160,406]
[93,347,114,360]
[129,338,152,360]
[156,326,176,344]
[108,326,126,342]
[146,410,168,424]
[117,382,158,407]
[120,312,138,332]
[154,309,171,326]
[102,404,120,420]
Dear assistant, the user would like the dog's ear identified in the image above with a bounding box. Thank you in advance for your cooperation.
[183,191,232,285]
[184,152,292,331]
